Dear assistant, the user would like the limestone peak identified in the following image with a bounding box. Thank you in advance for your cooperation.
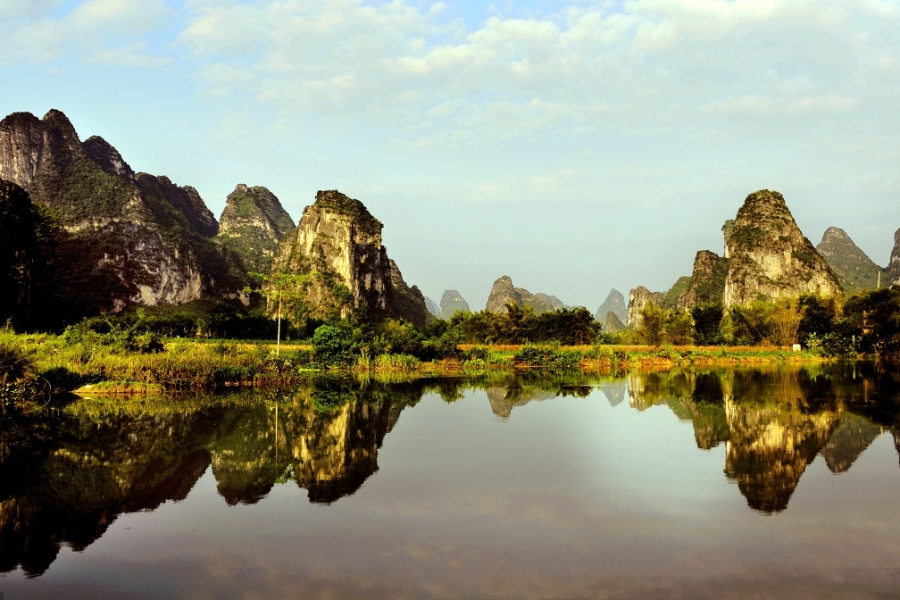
[723,190,841,306]
[886,226,900,287]
[312,189,382,235]
[816,226,881,293]
[485,276,561,314]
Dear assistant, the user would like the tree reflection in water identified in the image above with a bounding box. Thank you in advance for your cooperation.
[1,365,899,577]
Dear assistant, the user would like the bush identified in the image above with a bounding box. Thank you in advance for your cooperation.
[312,324,356,366]
[0,342,42,404]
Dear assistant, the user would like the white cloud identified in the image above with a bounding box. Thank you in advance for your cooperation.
[0,0,170,65]
[0,0,62,19]
[5,0,900,303]
[90,41,172,67]
[173,0,900,150]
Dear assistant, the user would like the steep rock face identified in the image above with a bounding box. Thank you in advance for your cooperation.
[886,226,900,287]
[627,285,665,328]
[217,184,294,274]
[0,109,234,308]
[424,296,440,318]
[603,311,626,333]
[485,275,559,314]
[595,288,626,323]
[723,190,841,307]
[82,135,135,181]
[682,250,729,309]
[137,173,218,238]
[662,275,692,310]
[389,259,431,326]
[722,220,735,258]
[535,293,568,310]
[439,289,470,318]
[0,111,70,190]
[816,227,882,294]
[272,189,426,322]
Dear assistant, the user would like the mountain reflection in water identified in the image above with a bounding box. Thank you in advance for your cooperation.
[1,365,899,582]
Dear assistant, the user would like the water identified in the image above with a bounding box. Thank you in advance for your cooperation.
[2,365,900,599]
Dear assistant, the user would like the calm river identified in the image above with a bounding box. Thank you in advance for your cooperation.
[2,364,900,599]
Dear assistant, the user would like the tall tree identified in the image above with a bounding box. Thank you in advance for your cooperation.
[0,180,56,330]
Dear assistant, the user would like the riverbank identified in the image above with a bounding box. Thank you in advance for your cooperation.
[0,329,838,403]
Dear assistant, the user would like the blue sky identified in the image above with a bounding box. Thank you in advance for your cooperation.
[2,0,899,311]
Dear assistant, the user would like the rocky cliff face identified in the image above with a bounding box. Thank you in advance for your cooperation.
[136,173,218,238]
[272,189,427,323]
[603,311,626,333]
[536,293,569,310]
[723,190,841,307]
[217,184,294,275]
[682,250,729,309]
[662,276,692,310]
[389,260,431,326]
[886,226,900,287]
[595,288,626,323]
[424,296,440,318]
[439,289,470,318]
[627,285,665,328]
[0,109,238,308]
[816,227,882,294]
[485,276,561,314]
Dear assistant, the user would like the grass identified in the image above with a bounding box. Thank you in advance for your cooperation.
[0,329,834,400]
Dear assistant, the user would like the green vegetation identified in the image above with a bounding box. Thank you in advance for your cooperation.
[731,226,765,247]
[313,190,382,235]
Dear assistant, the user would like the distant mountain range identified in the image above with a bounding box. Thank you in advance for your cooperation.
[0,109,427,326]
[625,189,896,327]
[1,109,898,330]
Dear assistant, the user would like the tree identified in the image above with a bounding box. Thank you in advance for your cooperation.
[665,309,694,345]
[244,270,311,354]
[769,298,805,346]
[842,286,900,358]
[0,180,58,330]
[638,301,665,346]
[730,301,774,345]
[692,303,723,345]
[797,295,836,342]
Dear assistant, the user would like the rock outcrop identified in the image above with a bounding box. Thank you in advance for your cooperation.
[816,227,882,294]
[662,276,692,310]
[536,293,569,311]
[722,190,841,307]
[682,250,729,309]
[389,260,431,326]
[439,289,470,319]
[217,184,295,275]
[627,285,665,328]
[595,288,627,323]
[82,135,135,181]
[485,276,561,314]
[886,226,900,287]
[0,109,239,309]
[424,296,440,318]
[603,311,627,333]
[272,189,427,323]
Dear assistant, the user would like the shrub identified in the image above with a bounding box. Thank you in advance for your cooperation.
[312,324,356,366]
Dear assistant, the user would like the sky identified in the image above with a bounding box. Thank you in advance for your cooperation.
[1,0,899,311]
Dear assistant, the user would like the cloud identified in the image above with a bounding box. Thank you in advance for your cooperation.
[0,0,170,65]
[172,0,900,154]
[90,41,173,67]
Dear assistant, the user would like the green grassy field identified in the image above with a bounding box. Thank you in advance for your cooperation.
[0,328,833,405]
